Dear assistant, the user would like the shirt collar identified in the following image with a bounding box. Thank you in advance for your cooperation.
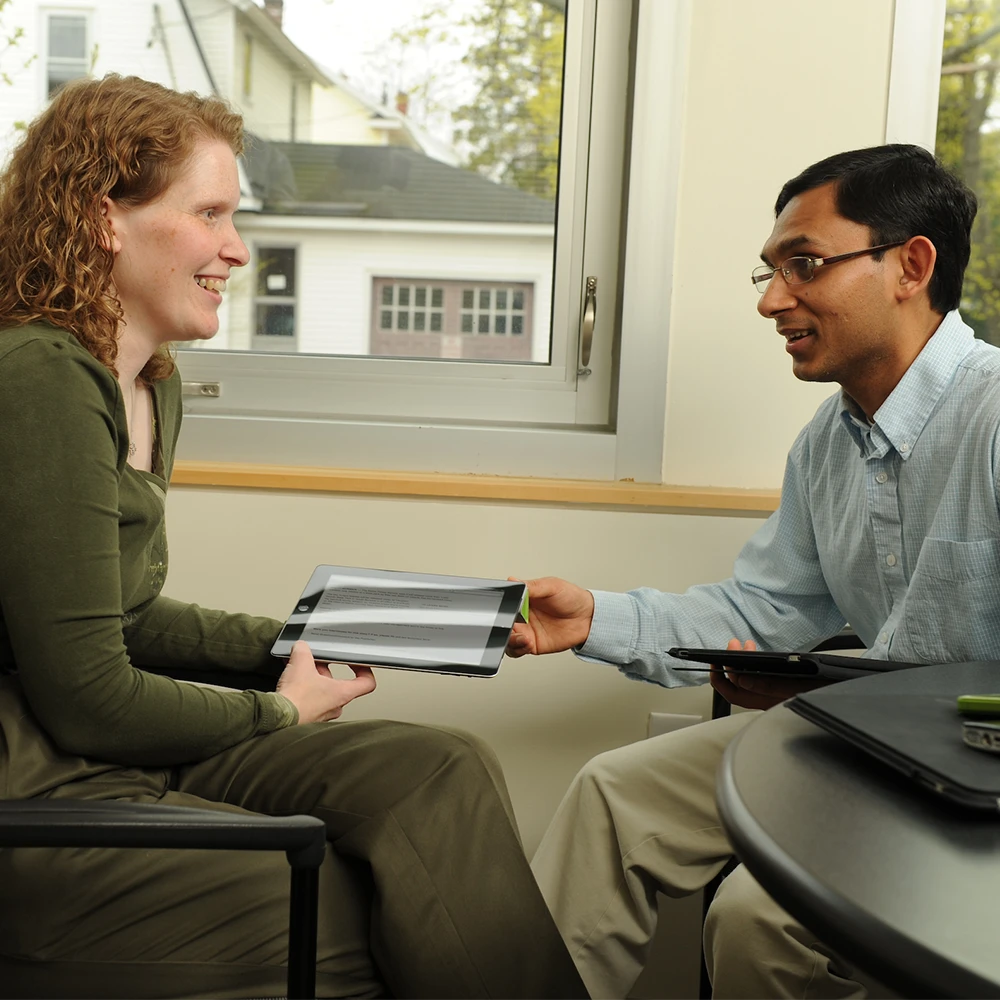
[838,310,975,460]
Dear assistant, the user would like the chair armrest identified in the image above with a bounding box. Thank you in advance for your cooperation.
[0,800,325,868]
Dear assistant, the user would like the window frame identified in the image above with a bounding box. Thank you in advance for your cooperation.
[175,0,693,483]
[251,243,299,352]
[41,5,90,100]
[884,0,947,150]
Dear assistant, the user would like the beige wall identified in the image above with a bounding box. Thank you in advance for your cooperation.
[665,0,897,488]
[165,1,901,995]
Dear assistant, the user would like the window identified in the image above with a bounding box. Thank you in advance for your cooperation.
[886,0,1000,345]
[242,32,253,98]
[371,279,532,360]
[4,0,692,481]
[46,13,87,97]
[253,246,297,352]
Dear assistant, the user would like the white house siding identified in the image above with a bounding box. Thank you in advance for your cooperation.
[233,10,295,140]
[215,220,554,364]
[309,84,385,146]
[0,1,172,164]
[0,0,237,168]
[183,0,235,97]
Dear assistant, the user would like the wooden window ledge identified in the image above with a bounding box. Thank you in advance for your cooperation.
[171,461,779,515]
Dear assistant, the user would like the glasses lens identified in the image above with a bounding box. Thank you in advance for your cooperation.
[751,266,773,292]
[782,257,814,284]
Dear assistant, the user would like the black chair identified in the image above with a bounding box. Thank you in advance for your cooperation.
[697,628,864,998]
[3,662,325,1000]
[0,799,325,999]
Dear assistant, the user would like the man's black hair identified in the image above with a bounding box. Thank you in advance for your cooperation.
[774,144,977,315]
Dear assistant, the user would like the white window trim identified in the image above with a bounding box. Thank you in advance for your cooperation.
[884,0,946,150]
[177,0,695,483]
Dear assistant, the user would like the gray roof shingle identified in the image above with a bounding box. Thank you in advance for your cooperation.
[243,139,554,224]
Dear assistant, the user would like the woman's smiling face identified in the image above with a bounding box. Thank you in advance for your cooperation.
[104,138,249,347]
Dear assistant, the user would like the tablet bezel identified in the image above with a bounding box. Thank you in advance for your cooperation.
[271,564,525,677]
[668,647,819,677]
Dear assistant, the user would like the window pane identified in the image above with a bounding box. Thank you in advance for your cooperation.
[12,0,567,369]
[49,16,86,59]
[257,247,296,297]
[256,304,295,337]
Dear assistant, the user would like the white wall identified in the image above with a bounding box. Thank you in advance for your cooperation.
[310,83,384,144]
[235,12,295,140]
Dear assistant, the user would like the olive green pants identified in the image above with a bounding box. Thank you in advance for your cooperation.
[0,684,587,999]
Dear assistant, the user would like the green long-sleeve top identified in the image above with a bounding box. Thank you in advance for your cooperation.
[0,323,297,766]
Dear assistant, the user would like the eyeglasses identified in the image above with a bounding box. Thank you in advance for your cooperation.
[751,241,906,294]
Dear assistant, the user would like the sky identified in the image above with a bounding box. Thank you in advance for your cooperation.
[276,0,479,146]
[280,0,452,87]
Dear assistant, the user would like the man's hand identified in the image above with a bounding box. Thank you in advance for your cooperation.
[505,577,596,657]
[709,638,830,710]
[276,640,377,723]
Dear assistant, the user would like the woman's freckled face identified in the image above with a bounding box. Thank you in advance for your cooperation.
[105,139,250,347]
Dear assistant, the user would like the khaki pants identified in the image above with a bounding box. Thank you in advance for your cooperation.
[531,713,893,1000]
[0,679,587,999]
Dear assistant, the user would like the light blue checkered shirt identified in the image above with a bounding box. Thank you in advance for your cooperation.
[582,311,1000,687]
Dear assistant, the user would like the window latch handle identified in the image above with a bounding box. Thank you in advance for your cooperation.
[181,381,221,398]
[579,276,597,375]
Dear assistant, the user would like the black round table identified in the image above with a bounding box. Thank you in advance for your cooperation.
[717,704,1000,999]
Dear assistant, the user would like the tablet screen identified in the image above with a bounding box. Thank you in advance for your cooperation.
[271,565,525,677]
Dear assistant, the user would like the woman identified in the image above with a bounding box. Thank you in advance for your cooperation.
[0,74,586,1000]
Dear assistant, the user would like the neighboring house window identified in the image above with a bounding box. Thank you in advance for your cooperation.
[253,247,297,352]
[371,279,533,361]
[242,33,253,97]
[46,14,88,98]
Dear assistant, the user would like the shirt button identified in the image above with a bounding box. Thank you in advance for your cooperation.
[899,442,910,453]
[886,553,897,567]
[875,472,888,484]
[880,632,889,644]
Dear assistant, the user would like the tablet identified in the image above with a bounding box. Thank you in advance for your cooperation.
[667,647,908,681]
[271,565,527,677]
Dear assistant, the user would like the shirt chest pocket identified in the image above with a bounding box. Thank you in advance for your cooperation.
[904,538,1000,662]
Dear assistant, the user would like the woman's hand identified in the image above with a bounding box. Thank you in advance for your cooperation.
[709,638,829,711]
[276,640,376,724]
[505,577,596,657]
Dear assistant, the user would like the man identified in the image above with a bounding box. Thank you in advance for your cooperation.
[508,144,995,998]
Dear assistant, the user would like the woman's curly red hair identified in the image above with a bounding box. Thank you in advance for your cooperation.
[0,74,244,383]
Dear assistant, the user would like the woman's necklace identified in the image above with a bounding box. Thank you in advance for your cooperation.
[125,381,137,459]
